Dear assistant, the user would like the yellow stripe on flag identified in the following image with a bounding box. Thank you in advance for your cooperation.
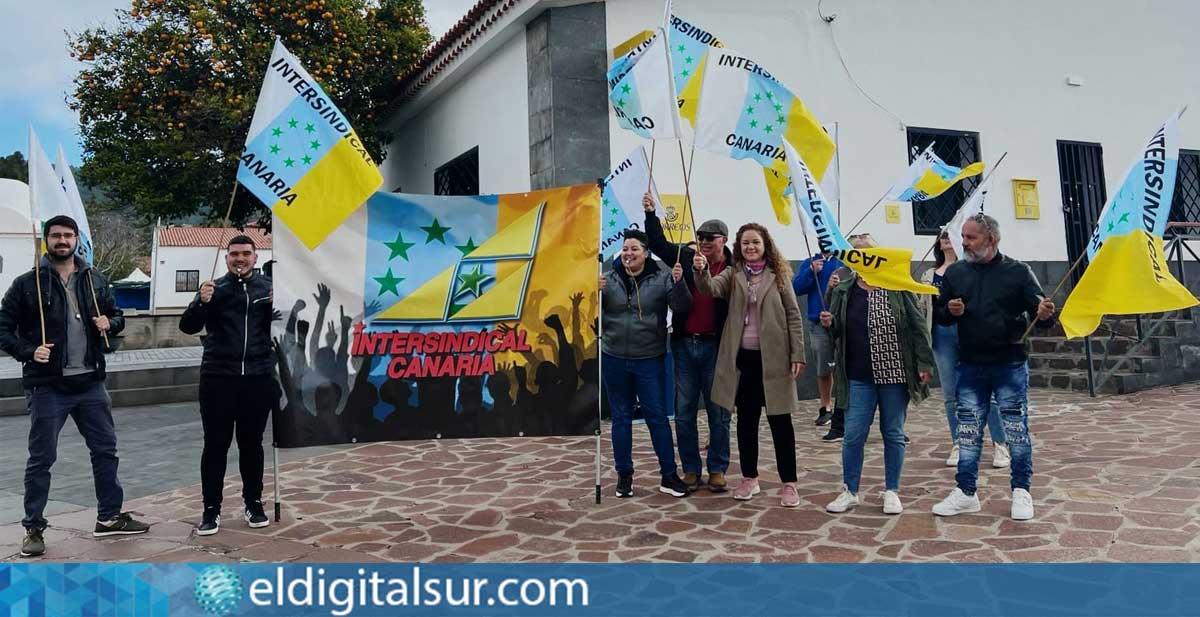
[613,30,654,60]
[763,168,792,226]
[1060,229,1198,338]
[912,162,984,200]
[273,130,383,249]
[772,97,835,182]
[677,52,708,126]
[833,248,939,295]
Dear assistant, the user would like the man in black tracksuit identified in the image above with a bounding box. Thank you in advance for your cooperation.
[180,234,275,535]
[0,215,150,557]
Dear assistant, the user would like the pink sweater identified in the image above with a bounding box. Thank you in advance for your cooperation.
[741,279,762,350]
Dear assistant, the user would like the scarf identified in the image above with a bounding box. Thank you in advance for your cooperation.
[743,259,767,277]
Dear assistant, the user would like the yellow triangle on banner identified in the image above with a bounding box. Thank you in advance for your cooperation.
[376,266,455,321]
[678,52,707,126]
[450,261,534,322]
[464,202,544,260]
[763,168,793,226]
[833,247,940,295]
[613,30,655,60]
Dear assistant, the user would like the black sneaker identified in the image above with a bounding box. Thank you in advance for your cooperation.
[20,528,45,557]
[245,501,270,529]
[197,507,220,536]
[659,474,689,498]
[821,429,844,443]
[93,512,151,537]
[815,407,833,426]
[616,473,633,498]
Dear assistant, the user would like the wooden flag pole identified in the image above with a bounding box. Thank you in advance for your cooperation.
[85,271,111,350]
[31,224,47,346]
[674,140,698,265]
[209,177,241,281]
[1019,250,1088,342]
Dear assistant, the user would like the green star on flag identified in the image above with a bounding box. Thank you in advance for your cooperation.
[618,98,626,108]
[764,125,774,133]
[455,237,479,256]
[681,69,690,77]
[677,44,686,53]
[420,218,452,244]
[610,207,619,215]
[754,93,761,102]
[746,106,755,115]
[1118,212,1131,223]
[302,154,312,165]
[602,197,610,207]
[283,157,295,168]
[305,123,315,133]
[765,91,774,100]
[374,268,403,297]
[309,140,321,150]
[621,84,631,94]
[288,118,299,128]
[608,219,617,228]
[457,265,489,297]
[749,119,758,128]
[684,56,693,64]
[1107,221,1115,232]
[384,231,416,261]
[271,127,283,137]
[777,115,786,124]
[269,144,280,155]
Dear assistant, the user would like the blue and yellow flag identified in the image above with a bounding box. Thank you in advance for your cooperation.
[884,145,983,203]
[1061,110,1196,338]
[239,39,383,249]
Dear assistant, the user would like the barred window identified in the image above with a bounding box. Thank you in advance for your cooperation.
[175,270,199,293]
[434,147,479,196]
[906,127,982,235]
[1169,149,1200,235]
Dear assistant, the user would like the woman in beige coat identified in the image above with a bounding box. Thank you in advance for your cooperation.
[694,223,806,507]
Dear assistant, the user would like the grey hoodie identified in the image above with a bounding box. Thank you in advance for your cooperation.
[601,258,691,359]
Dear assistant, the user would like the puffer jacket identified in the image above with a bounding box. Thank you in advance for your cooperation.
[601,258,691,359]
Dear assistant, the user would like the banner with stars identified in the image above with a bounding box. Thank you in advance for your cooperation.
[238,38,383,250]
[271,185,601,447]
[692,48,835,225]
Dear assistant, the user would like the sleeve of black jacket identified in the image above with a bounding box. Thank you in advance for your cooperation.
[0,280,36,361]
[933,270,958,326]
[644,210,689,265]
[95,274,125,336]
[1021,263,1057,329]
[179,292,208,335]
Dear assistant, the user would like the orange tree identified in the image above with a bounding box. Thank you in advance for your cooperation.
[70,0,431,224]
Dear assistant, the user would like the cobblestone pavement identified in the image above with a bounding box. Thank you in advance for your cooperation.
[0,347,203,378]
[2,384,1198,563]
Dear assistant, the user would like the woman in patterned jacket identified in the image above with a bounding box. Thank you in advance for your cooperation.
[818,234,935,516]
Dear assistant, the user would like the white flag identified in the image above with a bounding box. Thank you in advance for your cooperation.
[27,126,72,230]
[55,145,94,264]
[607,29,688,141]
[600,145,662,258]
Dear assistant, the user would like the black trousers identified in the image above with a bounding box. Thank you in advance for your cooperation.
[199,374,274,509]
[736,406,798,483]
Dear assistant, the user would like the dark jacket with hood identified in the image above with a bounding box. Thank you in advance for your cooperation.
[933,252,1056,365]
[0,255,124,389]
[601,257,692,360]
[180,271,274,376]
[643,211,731,337]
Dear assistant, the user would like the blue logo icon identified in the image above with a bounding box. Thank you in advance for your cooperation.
[193,565,243,616]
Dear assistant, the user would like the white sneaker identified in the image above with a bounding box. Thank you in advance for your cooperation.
[825,486,859,513]
[945,445,960,467]
[1011,488,1034,520]
[992,443,1011,468]
[932,488,981,516]
[881,490,903,515]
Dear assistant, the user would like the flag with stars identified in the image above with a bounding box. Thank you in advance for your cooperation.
[1061,109,1196,338]
[607,28,687,141]
[666,12,723,125]
[600,145,663,258]
[692,48,835,224]
[238,38,383,249]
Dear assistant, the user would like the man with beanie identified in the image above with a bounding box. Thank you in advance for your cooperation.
[0,215,149,558]
[180,234,275,535]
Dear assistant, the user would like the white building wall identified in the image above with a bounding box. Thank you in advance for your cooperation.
[382,29,532,196]
[605,0,1200,261]
[151,246,274,311]
[0,234,35,297]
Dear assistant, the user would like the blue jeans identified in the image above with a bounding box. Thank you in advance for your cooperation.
[603,353,678,477]
[955,362,1034,494]
[672,337,731,474]
[23,382,124,529]
[842,381,908,493]
[932,324,1005,445]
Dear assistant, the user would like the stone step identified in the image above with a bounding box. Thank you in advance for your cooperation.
[1027,335,1177,357]
[0,365,201,417]
[1027,353,1163,373]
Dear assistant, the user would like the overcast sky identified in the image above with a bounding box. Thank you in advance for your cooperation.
[0,0,479,167]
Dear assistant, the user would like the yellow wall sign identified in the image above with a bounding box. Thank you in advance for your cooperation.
[1012,178,1040,219]
[885,203,902,224]
[659,194,696,245]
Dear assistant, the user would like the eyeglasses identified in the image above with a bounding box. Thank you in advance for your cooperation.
[697,233,722,241]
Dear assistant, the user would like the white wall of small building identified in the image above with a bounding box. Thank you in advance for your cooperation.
[0,234,35,297]
[605,0,1200,261]
[381,26,532,195]
[151,246,274,311]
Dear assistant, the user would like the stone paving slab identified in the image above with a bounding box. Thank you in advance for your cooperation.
[2,384,1199,563]
[0,346,202,379]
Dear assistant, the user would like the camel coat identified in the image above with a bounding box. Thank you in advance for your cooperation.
[695,265,805,416]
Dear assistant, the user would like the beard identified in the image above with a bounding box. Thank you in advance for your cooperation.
[47,245,74,263]
[963,246,990,263]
